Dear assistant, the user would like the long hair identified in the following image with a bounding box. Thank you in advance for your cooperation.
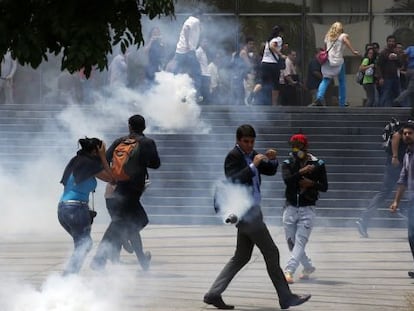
[325,22,343,42]
[78,137,102,154]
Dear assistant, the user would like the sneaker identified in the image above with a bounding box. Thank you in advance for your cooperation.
[246,93,255,105]
[284,271,294,284]
[139,251,152,271]
[308,98,323,107]
[356,219,368,238]
[408,271,414,278]
[299,266,316,280]
[392,99,401,107]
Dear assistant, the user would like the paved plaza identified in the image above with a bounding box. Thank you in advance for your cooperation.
[0,224,413,311]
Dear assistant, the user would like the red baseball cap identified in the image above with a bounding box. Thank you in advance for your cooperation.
[289,133,308,148]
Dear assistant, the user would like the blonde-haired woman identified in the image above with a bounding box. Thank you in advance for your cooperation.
[313,22,359,107]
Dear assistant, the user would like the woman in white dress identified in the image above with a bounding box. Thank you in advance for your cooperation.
[314,22,359,107]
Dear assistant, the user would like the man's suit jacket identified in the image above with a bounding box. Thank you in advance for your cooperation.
[224,146,278,186]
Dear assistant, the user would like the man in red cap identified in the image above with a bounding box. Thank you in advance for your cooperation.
[281,133,328,284]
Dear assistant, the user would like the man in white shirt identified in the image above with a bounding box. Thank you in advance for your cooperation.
[174,10,203,100]
[280,50,299,105]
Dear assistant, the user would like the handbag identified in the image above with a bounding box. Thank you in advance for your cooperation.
[355,71,364,85]
[316,38,338,65]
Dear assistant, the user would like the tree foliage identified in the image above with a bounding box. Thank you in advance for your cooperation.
[0,0,175,77]
[385,0,414,29]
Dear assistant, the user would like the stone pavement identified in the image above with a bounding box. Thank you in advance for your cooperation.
[0,224,413,311]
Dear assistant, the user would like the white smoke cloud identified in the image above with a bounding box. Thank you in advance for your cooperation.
[0,273,131,311]
[57,71,210,137]
[0,68,211,237]
[213,180,253,224]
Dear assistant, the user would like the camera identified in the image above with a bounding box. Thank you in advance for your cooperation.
[89,210,97,224]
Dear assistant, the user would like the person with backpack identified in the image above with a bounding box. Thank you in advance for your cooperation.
[359,47,377,107]
[356,118,406,238]
[91,114,161,271]
[58,137,114,275]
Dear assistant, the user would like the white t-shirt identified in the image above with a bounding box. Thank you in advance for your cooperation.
[280,56,296,84]
[208,62,219,91]
[261,37,283,63]
[176,16,200,54]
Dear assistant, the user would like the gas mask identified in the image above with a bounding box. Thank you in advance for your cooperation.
[291,147,306,160]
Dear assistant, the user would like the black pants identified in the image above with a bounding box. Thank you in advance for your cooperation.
[92,195,148,267]
[206,218,292,304]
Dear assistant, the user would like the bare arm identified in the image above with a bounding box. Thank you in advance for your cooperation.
[97,142,114,182]
[390,184,406,212]
[359,60,375,72]
[95,170,114,182]
[391,132,402,167]
[343,34,359,56]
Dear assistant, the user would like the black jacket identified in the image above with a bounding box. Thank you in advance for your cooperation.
[282,153,328,207]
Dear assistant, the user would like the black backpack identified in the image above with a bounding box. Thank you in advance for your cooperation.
[382,117,400,155]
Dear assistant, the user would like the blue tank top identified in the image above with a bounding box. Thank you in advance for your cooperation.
[60,173,97,202]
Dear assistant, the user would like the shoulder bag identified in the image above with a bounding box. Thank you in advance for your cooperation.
[268,42,286,70]
[317,38,338,65]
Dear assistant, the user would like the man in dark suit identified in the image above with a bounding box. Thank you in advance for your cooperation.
[203,124,311,310]
[91,114,161,271]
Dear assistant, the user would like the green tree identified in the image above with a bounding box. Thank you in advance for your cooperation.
[385,0,414,46]
[0,0,175,77]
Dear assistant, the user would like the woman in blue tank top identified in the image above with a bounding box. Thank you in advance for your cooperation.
[58,137,113,275]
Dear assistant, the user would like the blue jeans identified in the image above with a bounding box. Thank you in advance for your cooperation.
[173,51,202,96]
[58,201,93,275]
[360,161,403,226]
[394,69,414,107]
[379,77,401,107]
[317,63,346,106]
[408,204,414,265]
[283,205,315,274]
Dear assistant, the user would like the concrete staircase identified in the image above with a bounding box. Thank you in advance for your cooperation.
[0,103,410,227]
